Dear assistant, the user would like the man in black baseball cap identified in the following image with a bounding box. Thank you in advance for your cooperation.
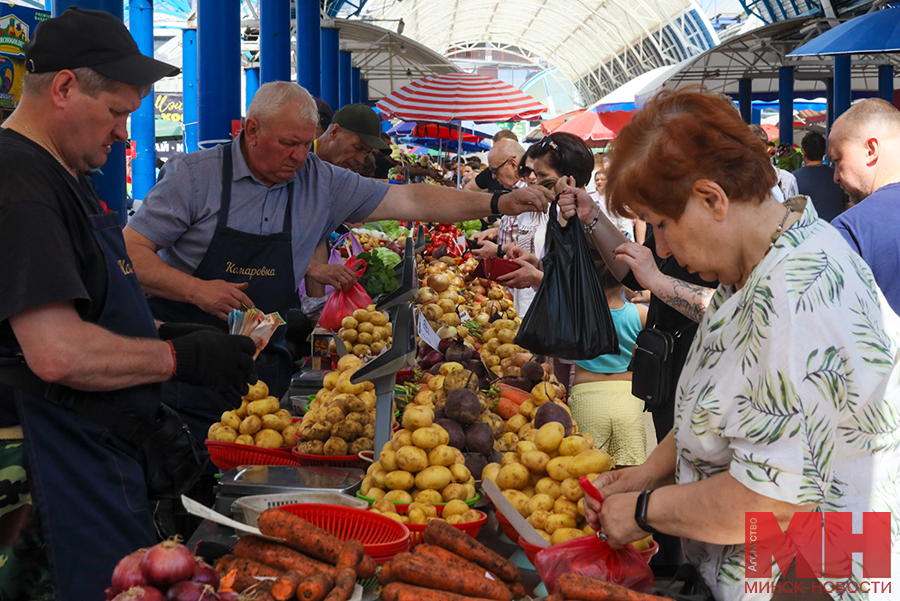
[314,103,389,170]
[0,9,255,601]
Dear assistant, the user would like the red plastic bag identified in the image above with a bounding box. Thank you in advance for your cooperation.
[318,257,372,331]
[533,535,655,594]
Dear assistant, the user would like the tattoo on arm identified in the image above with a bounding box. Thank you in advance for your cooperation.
[653,276,715,323]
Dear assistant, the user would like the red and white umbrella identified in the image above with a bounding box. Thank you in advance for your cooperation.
[376,72,546,124]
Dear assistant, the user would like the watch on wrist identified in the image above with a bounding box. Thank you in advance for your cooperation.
[490,191,504,216]
[496,244,506,259]
[634,490,660,535]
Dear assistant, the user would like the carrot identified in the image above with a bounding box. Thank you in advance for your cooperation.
[390,552,511,601]
[297,571,336,601]
[215,555,282,593]
[558,573,662,601]
[381,582,498,601]
[258,509,377,578]
[234,536,336,577]
[323,567,357,601]
[507,581,527,598]
[422,520,520,583]
[377,563,395,586]
[220,569,238,593]
[272,569,307,601]
[491,397,519,420]
[336,539,366,572]
[414,545,520,595]
[545,595,564,601]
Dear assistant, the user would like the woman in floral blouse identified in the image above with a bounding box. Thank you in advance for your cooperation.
[580,90,900,600]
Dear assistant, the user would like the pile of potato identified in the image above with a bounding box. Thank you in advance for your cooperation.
[369,498,482,526]
[478,319,525,375]
[208,380,298,448]
[494,383,572,453]
[483,421,615,545]
[296,355,378,456]
[328,306,393,357]
[361,404,478,505]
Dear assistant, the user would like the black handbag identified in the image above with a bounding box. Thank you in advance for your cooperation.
[514,200,619,360]
[628,328,675,409]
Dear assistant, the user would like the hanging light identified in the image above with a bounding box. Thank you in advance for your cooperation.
[398,18,405,35]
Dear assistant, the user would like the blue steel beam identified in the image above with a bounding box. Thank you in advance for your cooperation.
[834,55,851,121]
[339,49,352,109]
[183,28,198,153]
[879,65,894,103]
[260,0,291,83]
[296,0,321,96]
[246,67,260,111]
[321,27,340,110]
[351,66,361,104]
[778,66,793,146]
[129,0,156,202]
[198,0,241,147]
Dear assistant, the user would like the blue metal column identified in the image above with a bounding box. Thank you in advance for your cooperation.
[778,66,794,146]
[53,0,127,221]
[260,0,291,84]
[182,28,198,154]
[825,77,834,133]
[321,27,340,110]
[360,79,369,105]
[129,0,155,202]
[351,66,361,104]
[198,0,240,147]
[834,55,852,121]
[879,65,894,103]
[339,50,352,108]
[295,0,320,96]
[738,78,752,124]
[246,67,260,112]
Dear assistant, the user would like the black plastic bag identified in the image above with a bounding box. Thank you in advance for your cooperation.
[514,201,619,360]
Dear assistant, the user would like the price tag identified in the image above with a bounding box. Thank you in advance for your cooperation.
[416,309,443,352]
[460,309,472,322]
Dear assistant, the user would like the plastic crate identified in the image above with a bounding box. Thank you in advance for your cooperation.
[518,535,659,565]
[231,492,369,526]
[356,491,480,507]
[390,504,487,548]
[205,440,301,471]
[291,449,373,470]
[277,503,410,557]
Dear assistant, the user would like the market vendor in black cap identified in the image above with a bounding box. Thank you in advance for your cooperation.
[314,103,390,170]
[0,8,259,600]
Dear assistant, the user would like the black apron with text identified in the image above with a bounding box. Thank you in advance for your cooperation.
[14,208,162,601]
[148,147,296,443]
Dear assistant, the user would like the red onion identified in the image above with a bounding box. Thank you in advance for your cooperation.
[113,586,165,601]
[140,537,195,588]
[106,587,117,600]
[165,581,219,601]
[191,558,220,589]
[112,549,148,593]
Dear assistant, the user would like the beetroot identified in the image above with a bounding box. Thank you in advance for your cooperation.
[533,402,573,436]
[444,388,480,425]
[435,418,465,450]
[464,422,494,456]
[464,452,489,480]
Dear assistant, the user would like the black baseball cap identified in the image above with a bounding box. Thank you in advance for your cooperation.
[23,7,180,87]
[332,104,389,150]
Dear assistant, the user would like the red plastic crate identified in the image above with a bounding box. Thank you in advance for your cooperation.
[277,503,410,557]
[205,440,301,471]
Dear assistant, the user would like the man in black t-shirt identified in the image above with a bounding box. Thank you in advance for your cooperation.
[0,9,258,600]
[793,132,848,222]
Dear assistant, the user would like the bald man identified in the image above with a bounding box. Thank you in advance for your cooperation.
[465,138,525,192]
[829,98,900,312]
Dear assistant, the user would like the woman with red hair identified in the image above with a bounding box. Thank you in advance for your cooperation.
[577,89,900,598]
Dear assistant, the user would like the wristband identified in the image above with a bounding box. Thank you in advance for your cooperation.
[496,244,505,259]
[634,490,660,535]
[584,212,600,234]
[166,340,178,379]
[490,191,503,216]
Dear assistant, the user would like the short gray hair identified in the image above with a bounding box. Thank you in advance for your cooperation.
[23,67,149,98]
[247,82,318,127]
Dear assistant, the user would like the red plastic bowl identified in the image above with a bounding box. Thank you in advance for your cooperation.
[518,535,659,565]
[390,505,487,548]
[205,440,301,471]
[277,503,410,557]
[291,448,373,470]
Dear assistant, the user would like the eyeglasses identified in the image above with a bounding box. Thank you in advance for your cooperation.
[518,164,534,178]
[489,157,514,175]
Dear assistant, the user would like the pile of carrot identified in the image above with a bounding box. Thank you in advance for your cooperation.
[377,520,525,601]
[550,573,663,601]
[215,508,378,601]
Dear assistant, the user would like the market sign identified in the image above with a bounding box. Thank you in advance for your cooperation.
[0,55,24,109]
[0,5,49,59]
[154,92,183,123]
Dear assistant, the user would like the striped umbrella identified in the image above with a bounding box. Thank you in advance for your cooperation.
[376,72,546,124]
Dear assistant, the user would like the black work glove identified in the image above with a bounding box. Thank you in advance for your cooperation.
[170,331,258,407]
[157,322,222,341]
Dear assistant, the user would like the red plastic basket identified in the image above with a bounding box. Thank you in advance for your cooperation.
[205,440,301,471]
[495,510,520,542]
[391,505,487,548]
[518,535,659,565]
[291,449,373,469]
[277,503,410,557]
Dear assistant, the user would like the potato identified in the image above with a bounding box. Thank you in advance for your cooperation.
[577,498,586,517]
[522,485,535,498]
[567,449,615,477]
[383,490,413,504]
[281,424,300,446]
[449,463,471,484]
[359,390,377,410]
[415,489,443,504]
[408,502,437,519]
[522,427,537,442]
[370,469,387,489]
[583,524,597,537]
[500,453,520,467]
[324,406,345,424]
[255,428,284,448]
[545,512,577,534]
[553,497,579,519]
[346,412,369,426]
[482,463,501,484]
[358,322,374,335]
[380,449,398,472]
[551,528,587,545]
[526,493,555,516]
[464,483,477,500]
[526,509,552,531]
[452,448,466,465]
[382,512,405,523]
[362,423,376,440]
[496,463,530,491]
[308,421,332,442]
[515,441,538,455]
[402,405,434,430]
[427,445,456,467]
[558,435,591,457]
[323,371,340,390]
[360,475,374,496]
[235,400,251,419]
[546,456,572,481]
[297,440,325,455]
[408,508,427,525]
[501,489,531,517]
[445,514,464,525]
[506,414,528,433]
[534,477,562,499]
[460,509,482,524]
[438,499,466,518]
[560,477,585,502]
[245,380,269,401]
[519,401,535,418]
[520,450,551,475]
[221,411,242,430]
[350,438,374,454]
[396,446,429,472]
[340,328,359,343]
[323,436,349,455]
[442,483,468,502]
[336,370,366,395]
[391,429,413,451]
[415,465,453,491]
[337,354,364,372]
[384,470,415,491]
[247,397,279,417]
[367,488,386,501]
[372,498,394,513]
[234,434,255,445]
[412,427,441,450]
[535,422,565,453]
[214,426,237,442]
[432,423,450,446]
[333,421,363,442]
[262,411,290,431]
[208,422,223,439]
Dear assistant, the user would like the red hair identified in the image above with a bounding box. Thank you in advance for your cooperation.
[606,89,777,220]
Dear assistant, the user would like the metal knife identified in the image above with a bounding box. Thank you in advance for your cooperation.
[482,478,549,548]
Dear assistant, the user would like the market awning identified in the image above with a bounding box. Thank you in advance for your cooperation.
[789,4,900,57]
